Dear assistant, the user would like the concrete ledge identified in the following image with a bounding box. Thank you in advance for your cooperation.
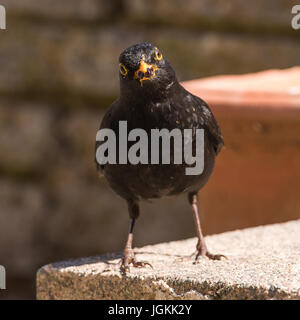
[37,220,300,300]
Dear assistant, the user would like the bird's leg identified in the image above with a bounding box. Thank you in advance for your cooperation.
[121,200,152,273]
[189,192,226,262]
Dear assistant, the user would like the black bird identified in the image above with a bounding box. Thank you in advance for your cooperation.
[95,42,225,271]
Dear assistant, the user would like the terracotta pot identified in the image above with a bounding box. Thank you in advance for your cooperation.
[182,67,300,234]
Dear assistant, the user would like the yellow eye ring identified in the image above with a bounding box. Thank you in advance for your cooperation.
[154,48,163,61]
[119,63,128,77]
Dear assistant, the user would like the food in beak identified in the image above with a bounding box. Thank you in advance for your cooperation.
[135,60,157,82]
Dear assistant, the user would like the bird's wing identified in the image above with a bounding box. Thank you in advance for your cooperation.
[192,95,224,154]
[95,99,120,174]
[185,93,224,155]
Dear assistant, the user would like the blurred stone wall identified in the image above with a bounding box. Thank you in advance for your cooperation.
[0,0,299,299]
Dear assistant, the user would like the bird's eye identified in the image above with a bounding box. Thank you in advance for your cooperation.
[119,63,128,77]
[154,48,163,61]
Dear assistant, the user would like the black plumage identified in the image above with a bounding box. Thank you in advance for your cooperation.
[95,42,225,271]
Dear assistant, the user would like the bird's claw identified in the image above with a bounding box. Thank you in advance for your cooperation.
[132,261,153,268]
[120,256,153,274]
[194,250,227,263]
[205,252,227,260]
[175,248,227,264]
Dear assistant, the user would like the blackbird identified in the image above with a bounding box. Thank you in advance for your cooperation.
[95,42,225,272]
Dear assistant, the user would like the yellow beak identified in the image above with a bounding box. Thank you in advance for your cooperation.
[134,60,158,85]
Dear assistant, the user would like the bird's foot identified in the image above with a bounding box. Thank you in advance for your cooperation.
[194,243,227,263]
[176,244,226,264]
[120,250,152,274]
[194,251,226,262]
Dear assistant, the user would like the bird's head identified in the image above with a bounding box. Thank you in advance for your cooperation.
[118,42,176,97]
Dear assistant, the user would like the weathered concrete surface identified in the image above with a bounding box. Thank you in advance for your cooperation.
[37,220,300,300]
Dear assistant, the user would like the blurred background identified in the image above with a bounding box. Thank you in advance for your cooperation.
[0,0,299,299]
